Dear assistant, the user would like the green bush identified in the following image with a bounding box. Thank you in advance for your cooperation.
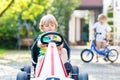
[0,37,17,49]
[0,17,18,49]
[107,12,113,18]
[108,21,113,25]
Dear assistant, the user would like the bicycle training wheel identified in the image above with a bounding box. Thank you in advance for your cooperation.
[81,49,94,63]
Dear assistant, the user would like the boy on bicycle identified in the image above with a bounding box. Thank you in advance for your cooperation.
[93,14,111,62]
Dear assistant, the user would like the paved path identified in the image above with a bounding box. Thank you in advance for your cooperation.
[70,46,120,80]
[0,46,120,80]
[0,50,31,80]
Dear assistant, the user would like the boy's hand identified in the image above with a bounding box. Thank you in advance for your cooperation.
[57,44,63,51]
[37,41,47,47]
[40,44,47,47]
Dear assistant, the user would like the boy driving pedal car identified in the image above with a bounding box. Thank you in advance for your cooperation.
[35,14,68,77]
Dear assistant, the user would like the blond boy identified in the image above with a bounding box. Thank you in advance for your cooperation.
[36,14,68,76]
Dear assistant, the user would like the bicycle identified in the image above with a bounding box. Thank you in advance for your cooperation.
[80,33,119,63]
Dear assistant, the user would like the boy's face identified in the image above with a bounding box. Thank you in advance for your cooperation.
[100,18,107,24]
[43,23,56,32]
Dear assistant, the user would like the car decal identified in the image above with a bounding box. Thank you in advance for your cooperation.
[51,44,54,75]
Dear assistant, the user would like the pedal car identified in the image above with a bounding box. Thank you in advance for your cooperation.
[16,32,88,80]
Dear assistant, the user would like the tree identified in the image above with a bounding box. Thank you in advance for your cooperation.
[48,0,80,40]
[0,0,14,17]
[0,0,79,48]
[0,0,50,48]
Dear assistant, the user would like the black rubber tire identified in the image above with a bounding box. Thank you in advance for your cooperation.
[16,72,28,80]
[22,66,31,80]
[79,72,88,80]
[107,49,119,63]
[71,66,79,80]
[64,62,72,74]
[23,66,31,73]
[81,49,94,63]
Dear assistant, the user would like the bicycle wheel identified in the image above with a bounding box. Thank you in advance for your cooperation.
[107,49,119,63]
[81,49,94,63]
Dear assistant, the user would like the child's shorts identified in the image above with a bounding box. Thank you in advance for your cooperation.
[96,35,106,42]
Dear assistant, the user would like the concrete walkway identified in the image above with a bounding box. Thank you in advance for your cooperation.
[0,50,31,80]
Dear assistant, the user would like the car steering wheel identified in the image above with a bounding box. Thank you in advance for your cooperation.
[40,32,64,46]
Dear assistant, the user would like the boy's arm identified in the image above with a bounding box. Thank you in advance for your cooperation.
[37,40,46,47]
[106,32,111,40]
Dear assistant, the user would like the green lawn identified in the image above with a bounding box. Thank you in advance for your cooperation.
[0,49,6,57]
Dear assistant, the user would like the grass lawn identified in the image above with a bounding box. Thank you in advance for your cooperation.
[0,49,6,57]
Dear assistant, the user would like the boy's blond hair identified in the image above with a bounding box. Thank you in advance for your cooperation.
[98,14,107,21]
[39,14,58,32]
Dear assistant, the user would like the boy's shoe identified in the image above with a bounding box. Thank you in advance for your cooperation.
[64,62,72,74]
[103,57,108,62]
[95,60,99,63]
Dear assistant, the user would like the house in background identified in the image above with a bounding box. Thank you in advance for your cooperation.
[69,0,103,45]
[113,0,120,46]
[102,0,120,46]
